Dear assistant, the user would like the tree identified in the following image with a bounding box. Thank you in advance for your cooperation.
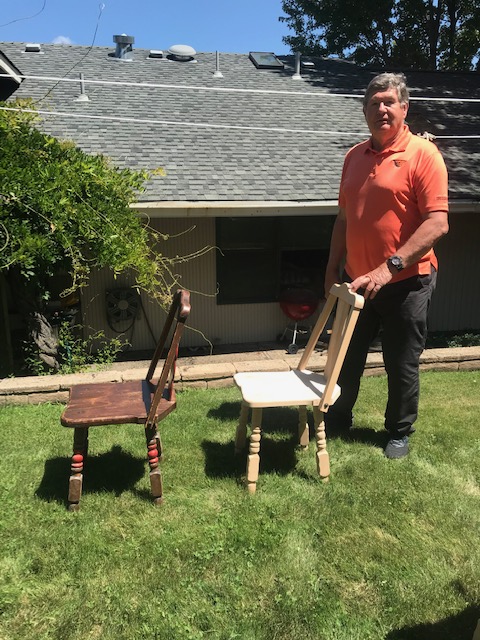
[280,0,480,70]
[0,101,203,373]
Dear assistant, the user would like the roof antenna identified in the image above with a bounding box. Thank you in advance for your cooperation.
[213,51,223,78]
[74,73,90,102]
[292,51,302,80]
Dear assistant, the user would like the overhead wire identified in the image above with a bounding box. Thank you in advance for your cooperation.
[37,3,105,102]
[1,44,479,139]
[1,71,480,103]
[0,104,479,139]
[0,0,47,29]
[0,105,367,137]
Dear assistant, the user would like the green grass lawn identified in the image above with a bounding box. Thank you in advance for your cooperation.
[0,371,479,640]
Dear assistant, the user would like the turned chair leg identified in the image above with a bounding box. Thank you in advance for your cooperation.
[235,402,249,454]
[146,425,163,505]
[246,407,262,494]
[68,427,89,511]
[313,406,330,480]
[298,405,309,449]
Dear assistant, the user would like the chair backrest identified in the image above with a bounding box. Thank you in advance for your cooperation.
[145,289,191,425]
[297,283,364,412]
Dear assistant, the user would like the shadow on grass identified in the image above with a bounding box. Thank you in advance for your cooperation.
[36,445,146,505]
[209,401,307,433]
[385,604,480,640]
[328,425,390,449]
[203,405,304,480]
[205,404,391,479]
[207,400,243,422]
[202,436,299,480]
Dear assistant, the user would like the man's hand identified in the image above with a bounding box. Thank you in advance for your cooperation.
[349,262,393,299]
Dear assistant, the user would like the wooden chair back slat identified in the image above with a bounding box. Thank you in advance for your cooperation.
[146,290,191,382]
[145,290,191,425]
[320,305,362,412]
[297,294,337,370]
[296,283,364,411]
[324,298,350,380]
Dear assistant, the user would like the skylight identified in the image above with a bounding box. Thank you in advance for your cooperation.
[249,52,284,70]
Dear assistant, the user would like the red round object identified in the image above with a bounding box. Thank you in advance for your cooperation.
[148,449,158,459]
[279,289,318,321]
[72,454,84,463]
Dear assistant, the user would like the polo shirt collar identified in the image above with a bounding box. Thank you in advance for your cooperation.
[366,124,411,155]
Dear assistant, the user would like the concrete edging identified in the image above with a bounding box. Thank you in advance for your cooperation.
[1,346,479,406]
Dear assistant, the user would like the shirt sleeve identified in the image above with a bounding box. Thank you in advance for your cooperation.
[413,146,449,214]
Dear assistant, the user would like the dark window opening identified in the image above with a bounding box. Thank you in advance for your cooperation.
[281,249,328,297]
[216,216,335,305]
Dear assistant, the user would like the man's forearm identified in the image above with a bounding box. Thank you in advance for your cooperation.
[325,214,347,275]
[350,210,449,299]
[394,211,449,269]
[324,213,347,295]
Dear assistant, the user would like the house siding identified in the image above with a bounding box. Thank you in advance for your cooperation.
[81,217,289,351]
[81,209,480,354]
[429,210,480,331]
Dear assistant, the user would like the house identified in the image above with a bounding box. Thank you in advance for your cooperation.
[1,39,480,353]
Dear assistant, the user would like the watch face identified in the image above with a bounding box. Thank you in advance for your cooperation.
[390,256,403,270]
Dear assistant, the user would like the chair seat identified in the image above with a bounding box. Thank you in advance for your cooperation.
[61,379,176,428]
[234,369,340,408]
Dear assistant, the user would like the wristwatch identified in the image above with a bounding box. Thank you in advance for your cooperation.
[387,255,404,272]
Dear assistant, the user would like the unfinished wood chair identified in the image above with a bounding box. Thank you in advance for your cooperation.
[61,289,191,511]
[233,283,364,493]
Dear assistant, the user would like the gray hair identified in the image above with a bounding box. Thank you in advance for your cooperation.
[363,73,409,108]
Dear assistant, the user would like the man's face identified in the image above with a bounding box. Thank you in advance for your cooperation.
[363,88,408,148]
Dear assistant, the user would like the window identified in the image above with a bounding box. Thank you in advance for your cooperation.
[249,52,284,69]
[216,216,335,305]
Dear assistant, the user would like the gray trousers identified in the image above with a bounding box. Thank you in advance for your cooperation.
[327,269,437,437]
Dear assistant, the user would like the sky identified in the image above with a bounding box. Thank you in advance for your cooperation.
[0,0,292,54]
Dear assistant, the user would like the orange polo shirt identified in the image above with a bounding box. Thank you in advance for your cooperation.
[339,125,449,282]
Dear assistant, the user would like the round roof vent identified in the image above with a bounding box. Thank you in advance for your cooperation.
[113,34,135,46]
[167,44,196,61]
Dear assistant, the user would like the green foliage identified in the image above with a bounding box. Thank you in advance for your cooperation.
[426,330,480,348]
[280,0,480,70]
[56,322,126,374]
[0,100,181,305]
[0,372,479,638]
[22,322,126,375]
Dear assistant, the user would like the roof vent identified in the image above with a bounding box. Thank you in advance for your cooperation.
[113,34,134,61]
[292,52,302,80]
[24,43,42,53]
[148,50,164,59]
[167,44,197,62]
[73,73,90,102]
[213,51,223,78]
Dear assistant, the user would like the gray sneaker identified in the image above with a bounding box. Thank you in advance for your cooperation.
[384,436,409,459]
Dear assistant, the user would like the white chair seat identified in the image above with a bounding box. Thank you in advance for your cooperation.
[234,370,340,408]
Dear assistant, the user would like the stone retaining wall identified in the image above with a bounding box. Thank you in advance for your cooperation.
[1,347,479,406]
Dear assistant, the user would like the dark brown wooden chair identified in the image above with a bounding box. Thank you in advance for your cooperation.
[61,289,191,510]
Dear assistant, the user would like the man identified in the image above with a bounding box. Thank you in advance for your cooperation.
[324,72,449,458]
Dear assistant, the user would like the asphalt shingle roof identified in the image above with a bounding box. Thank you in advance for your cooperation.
[1,41,479,203]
